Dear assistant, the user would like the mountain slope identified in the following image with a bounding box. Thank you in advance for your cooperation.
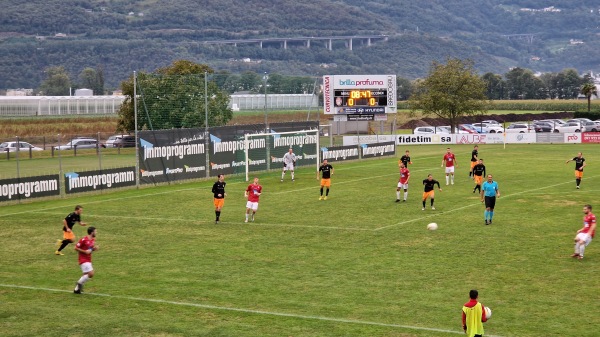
[0,0,598,89]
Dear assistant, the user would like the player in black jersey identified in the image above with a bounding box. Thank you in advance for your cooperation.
[422,174,442,210]
[472,159,486,193]
[566,152,586,189]
[399,150,412,168]
[212,174,227,224]
[55,205,87,255]
[469,145,479,178]
[318,159,334,200]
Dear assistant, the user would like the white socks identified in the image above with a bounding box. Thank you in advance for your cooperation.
[446,176,449,185]
[78,274,89,285]
[404,192,408,200]
[291,172,294,180]
[396,191,400,199]
[579,244,586,257]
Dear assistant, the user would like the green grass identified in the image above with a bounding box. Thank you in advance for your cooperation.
[1,144,599,336]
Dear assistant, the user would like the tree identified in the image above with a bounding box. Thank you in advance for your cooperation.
[558,68,582,99]
[504,67,547,99]
[95,65,105,95]
[39,66,71,96]
[408,58,489,132]
[79,68,98,94]
[396,77,413,101]
[481,72,506,100]
[240,71,262,92]
[117,60,232,132]
[580,82,598,113]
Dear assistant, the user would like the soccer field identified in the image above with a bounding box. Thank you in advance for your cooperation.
[0,143,599,337]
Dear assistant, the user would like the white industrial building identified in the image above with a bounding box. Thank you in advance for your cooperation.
[0,96,126,117]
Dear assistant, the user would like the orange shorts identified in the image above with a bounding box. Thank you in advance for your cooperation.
[422,191,435,200]
[575,170,583,179]
[213,198,224,208]
[63,231,75,241]
[474,175,483,185]
[470,161,477,169]
[320,178,331,187]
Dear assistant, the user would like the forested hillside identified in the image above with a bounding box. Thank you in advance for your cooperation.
[1,0,599,90]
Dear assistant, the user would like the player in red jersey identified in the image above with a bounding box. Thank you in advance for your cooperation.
[73,226,98,294]
[441,147,457,186]
[396,162,410,202]
[245,177,262,223]
[572,204,596,260]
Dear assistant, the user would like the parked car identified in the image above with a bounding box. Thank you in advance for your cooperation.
[471,123,504,133]
[505,123,531,133]
[540,119,565,126]
[458,124,479,134]
[413,126,450,134]
[112,135,136,148]
[554,122,582,133]
[437,125,469,133]
[566,118,592,124]
[581,121,599,132]
[55,138,104,150]
[105,134,130,147]
[481,120,501,125]
[0,141,43,152]
[537,119,564,131]
[532,122,553,133]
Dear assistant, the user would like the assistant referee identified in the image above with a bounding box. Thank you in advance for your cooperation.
[480,174,500,225]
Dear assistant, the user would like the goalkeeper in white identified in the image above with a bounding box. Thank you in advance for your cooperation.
[281,148,297,182]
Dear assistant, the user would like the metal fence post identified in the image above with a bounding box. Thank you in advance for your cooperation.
[57,134,64,198]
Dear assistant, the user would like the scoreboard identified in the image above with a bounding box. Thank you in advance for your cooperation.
[323,75,396,115]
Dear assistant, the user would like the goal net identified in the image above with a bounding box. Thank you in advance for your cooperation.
[244,129,320,181]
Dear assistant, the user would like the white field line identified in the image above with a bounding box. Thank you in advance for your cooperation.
[0,283,505,337]
[374,176,599,231]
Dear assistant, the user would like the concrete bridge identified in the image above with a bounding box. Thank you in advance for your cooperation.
[202,35,389,50]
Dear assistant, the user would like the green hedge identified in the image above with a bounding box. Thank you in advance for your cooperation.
[573,111,600,120]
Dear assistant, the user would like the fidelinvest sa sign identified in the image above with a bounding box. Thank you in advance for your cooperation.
[395,134,455,145]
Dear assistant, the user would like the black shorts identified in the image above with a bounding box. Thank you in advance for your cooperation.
[484,196,496,209]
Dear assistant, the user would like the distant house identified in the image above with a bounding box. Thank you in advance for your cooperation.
[6,89,34,96]
[54,33,67,38]
[75,88,93,96]
[570,39,584,45]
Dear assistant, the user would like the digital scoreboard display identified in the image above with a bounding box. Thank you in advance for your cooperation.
[323,75,397,115]
[334,89,388,107]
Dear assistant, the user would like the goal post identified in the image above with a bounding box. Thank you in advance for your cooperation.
[244,129,320,181]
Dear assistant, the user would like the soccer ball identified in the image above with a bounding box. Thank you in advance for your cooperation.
[485,306,492,319]
[427,222,438,231]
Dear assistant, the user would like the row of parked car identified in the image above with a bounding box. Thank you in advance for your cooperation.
[0,134,136,153]
[414,118,600,134]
